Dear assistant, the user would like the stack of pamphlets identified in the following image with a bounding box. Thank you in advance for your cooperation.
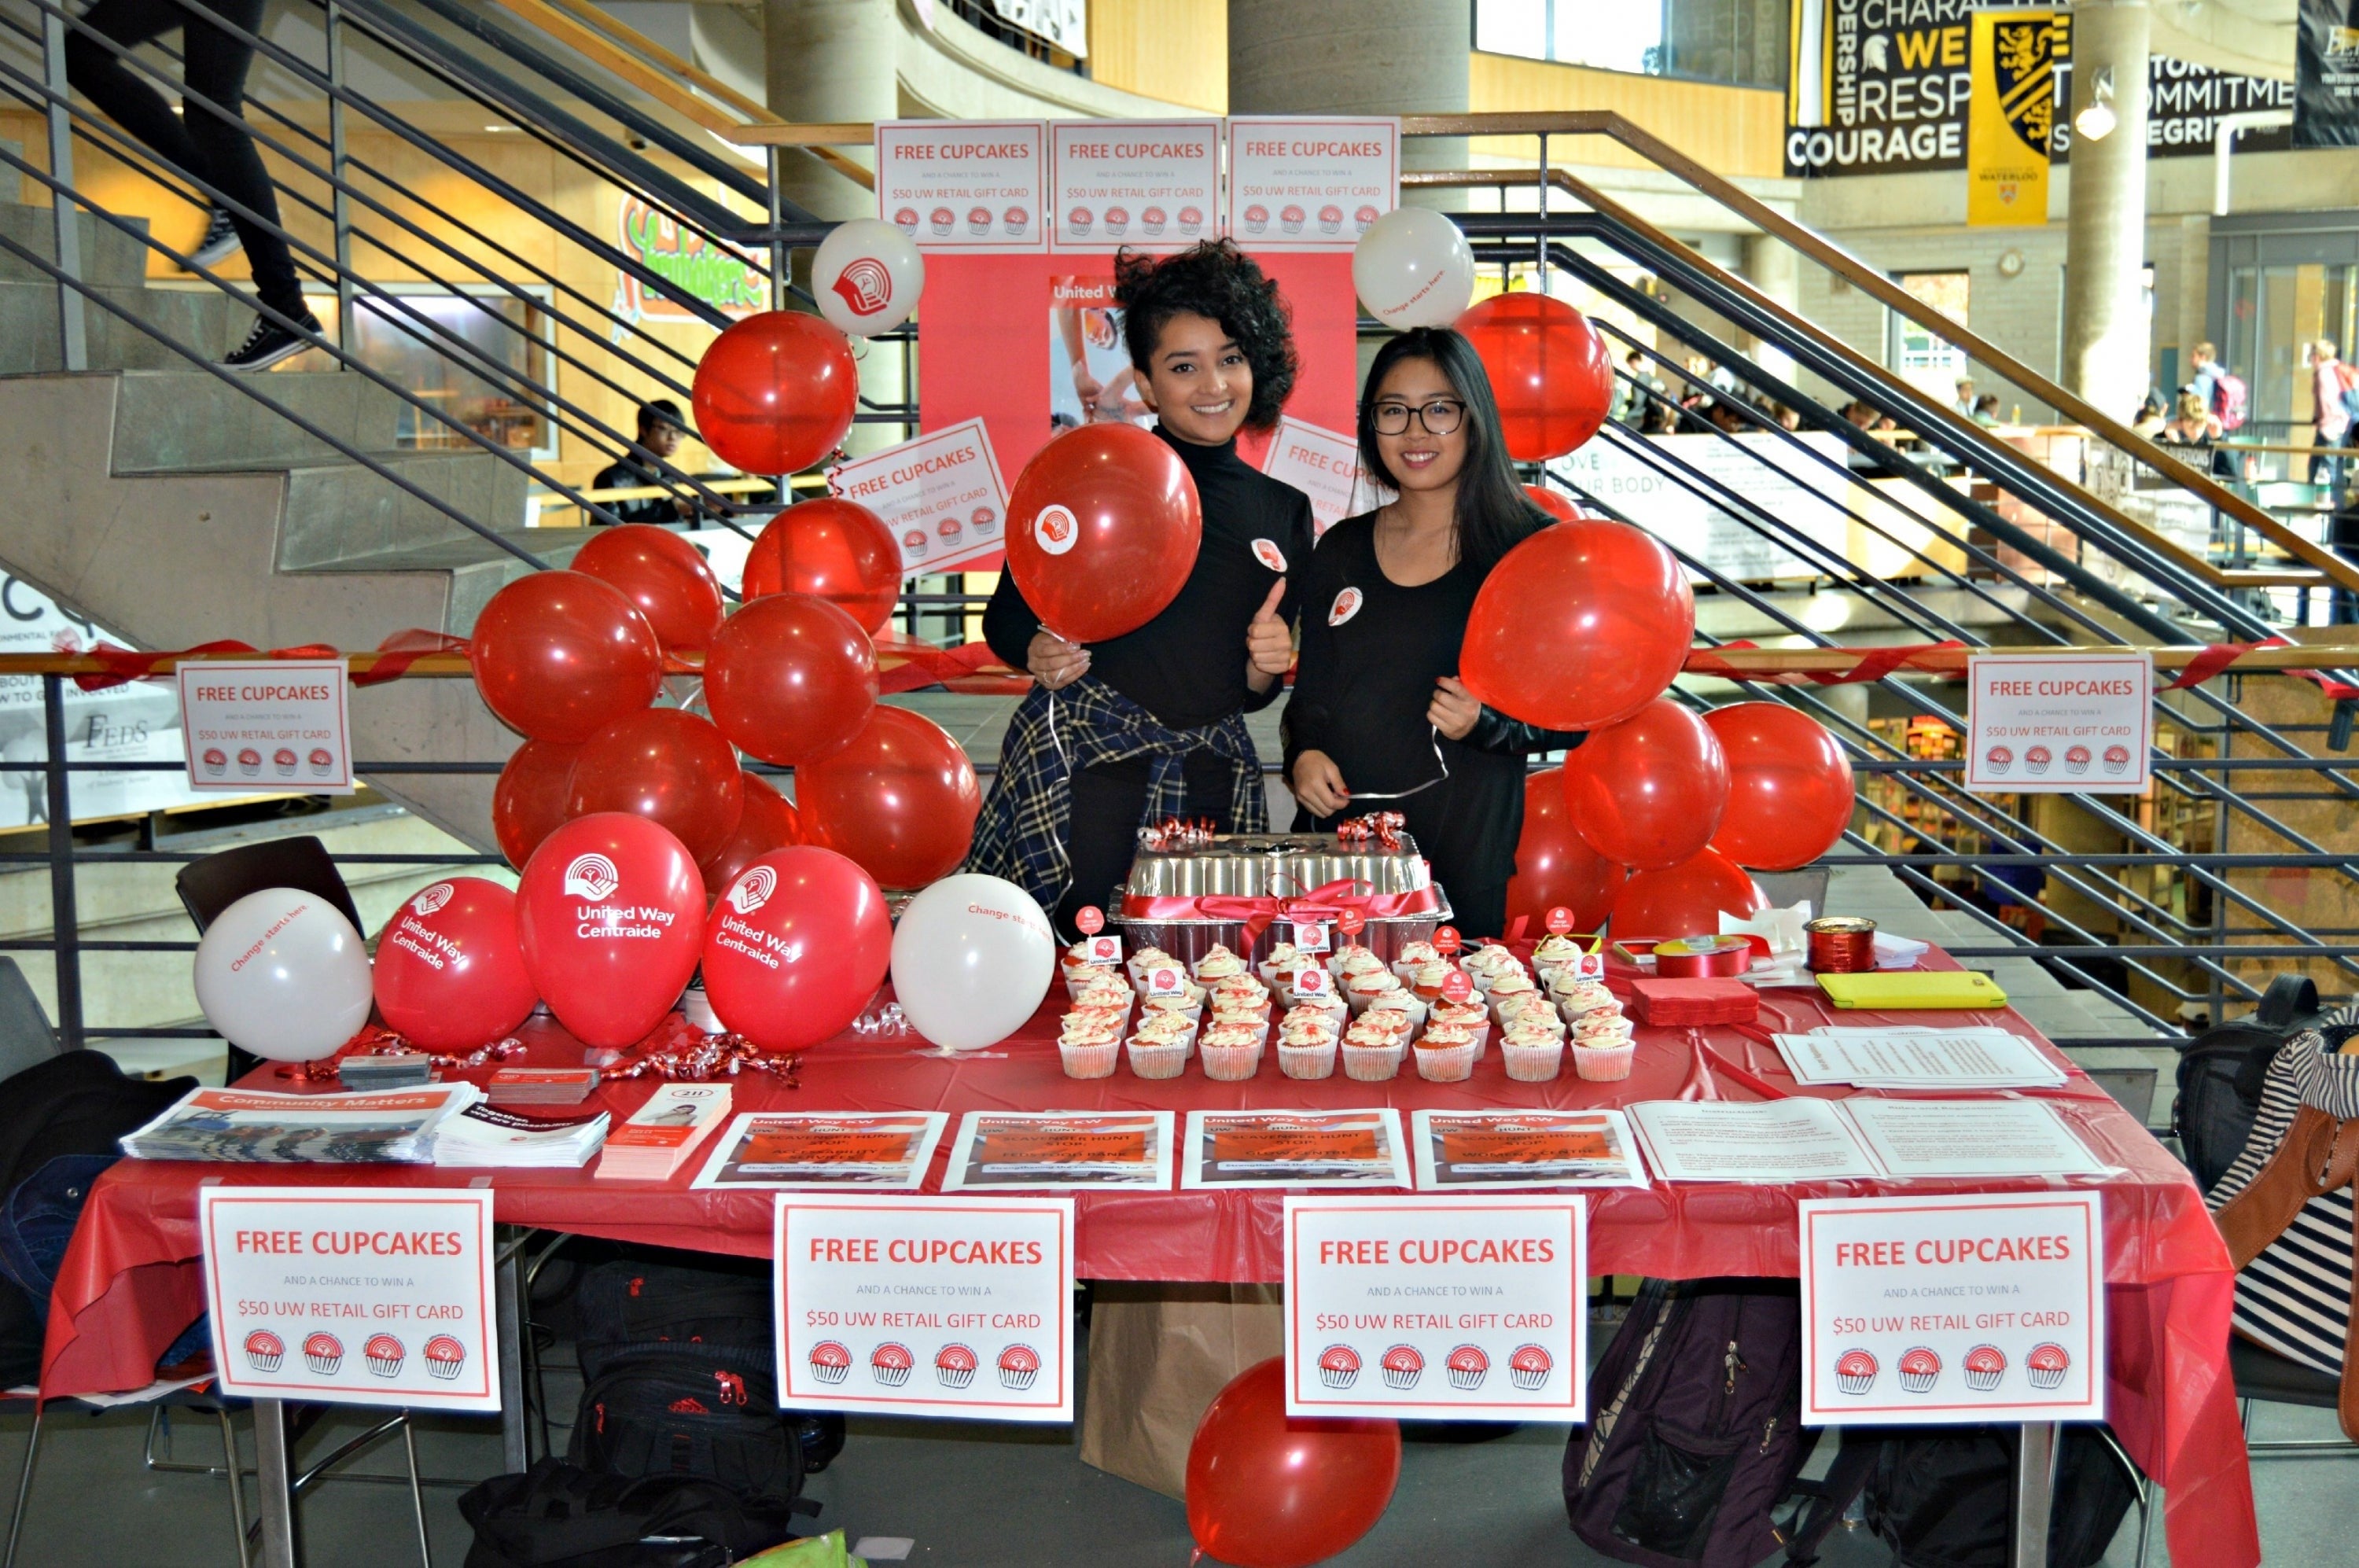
[485,1068,601,1107]
[432,1103,611,1169]
[1772,1027,2067,1090]
[594,1084,732,1181]
[120,1084,484,1164]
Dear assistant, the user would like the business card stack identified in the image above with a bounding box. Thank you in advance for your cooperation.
[594,1084,733,1181]
[486,1068,602,1107]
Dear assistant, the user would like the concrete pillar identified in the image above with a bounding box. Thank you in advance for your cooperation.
[1228,0,1470,204]
[2060,1,2151,418]
[1742,233,1798,388]
[764,0,895,220]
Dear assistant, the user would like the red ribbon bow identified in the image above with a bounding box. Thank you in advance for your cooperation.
[1124,876,1440,947]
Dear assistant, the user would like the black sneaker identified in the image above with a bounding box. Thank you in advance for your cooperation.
[188,206,241,268]
[223,309,321,372]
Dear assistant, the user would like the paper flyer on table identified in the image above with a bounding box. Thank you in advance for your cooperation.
[1182,1110,1411,1190]
[1838,1099,2113,1179]
[691,1112,948,1190]
[1626,1099,1884,1183]
[1408,1110,1651,1191]
[1773,1028,2066,1090]
[943,1111,1175,1191]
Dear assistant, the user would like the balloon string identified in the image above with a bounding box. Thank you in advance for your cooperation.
[1046,685,1066,774]
[1340,725,1450,803]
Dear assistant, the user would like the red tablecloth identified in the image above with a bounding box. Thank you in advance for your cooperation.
[41,977,2256,1566]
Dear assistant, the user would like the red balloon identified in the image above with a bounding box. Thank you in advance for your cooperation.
[571,525,726,652]
[1507,767,1627,933]
[491,738,579,871]
[1706,703,1857,871]
[1611,848,1765,941]
[704,593,878,765]
[742,499,903,635]
[1003,423,1202,643]
[699,771,804,899]
[1185,1358,1399,1568]
[1456,292,1614,460]
[1562,699,1731,870]
[373,878,539,1051]
[565,709,745,866]
[1523,484,1581,522]
[516,813,705,1047]
[796,706,980,889]
[469,571,663,742]
[702,847,891,1051]
[1461,517,1694,731]
[691,311,858,476]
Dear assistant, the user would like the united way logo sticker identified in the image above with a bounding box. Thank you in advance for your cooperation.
[410,882,454,916]
[1034,503,1079,556]
[727,865,777,915]
[563,854,620,903]
[1328,587,1364,626]
[1252,537,1288,572]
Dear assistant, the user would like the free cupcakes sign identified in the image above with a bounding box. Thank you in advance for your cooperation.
[197,1189,498,1412]
[1281,1194,1586,1423]
[1798,1193,2104,1426]
[176,658,353,795]
[774,1193,1074,1422]
[1964,652,2152,795]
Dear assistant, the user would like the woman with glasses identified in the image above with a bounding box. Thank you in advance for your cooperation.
[1283,326,1583,937]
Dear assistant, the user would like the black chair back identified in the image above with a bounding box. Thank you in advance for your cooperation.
[175,836,364,1083]
[0,959,61,1083]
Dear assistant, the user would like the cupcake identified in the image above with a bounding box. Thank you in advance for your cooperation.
[1963,1345,2006,1391]
[244,1330,284,1374]
[1318,1344,1360,1389]
[1364,992,1426,1035]
[1446,1345,1489,1391]
[1194,944,1246,981]
[304,1332,344,1375]
[1346,970,1404,1013]
[1486,971,1539,1024]
[1260,942,1305,988]
[809,1342,852,1385]
[1391,941,1438,980]
[1898,1347,1941,1393]
[1569,1036,1631,1083]
[1532,934,1584,970]
[1336,946,1388,979]
[1139,991,1202,1019]
[1415,1036,1476,1082]
[1279,1036,1338,1080]
[1199,1022,1264,1081]
[1061,1037,1120,1079]
[1509,1344,1553,1391]
[1503,1003,1566,1037]
[364,1334,405,1378]
[1408,958,1458,1001]
[1504,1033,1566,1083]
[1126,1035,1189,1080]
[1835,1349,1878,1395]
[1553,977,1617,1018]
[999,1344,1040,1390]
[1342,1035,1404,1081]
[2026,1343,2070,1389]
[1381,1345,1423,1390]
[935,1344,977,1389]
[415,1334,462,1380]
[1573,1010,1632,1047]
[871,1342,915,1387]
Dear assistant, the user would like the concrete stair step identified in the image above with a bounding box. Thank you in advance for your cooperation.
[274,453,535,572]
[111,369,409,471]
[0,278,245,372]
[0,202,159,289]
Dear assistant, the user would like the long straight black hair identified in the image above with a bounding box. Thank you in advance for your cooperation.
[1356,326,1555,581]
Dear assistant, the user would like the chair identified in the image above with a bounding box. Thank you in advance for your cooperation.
[0,962,61,1084]
[174,835,364,1082]
[2231,1337,2359,1458]
[3,1388,248,1568]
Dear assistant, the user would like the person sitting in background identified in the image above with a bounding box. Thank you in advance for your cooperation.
[2130,394,2168,440]
[1614,348,1666,428]
[2160,390,2239,480]
[1637,396,1680,436]
[1952,377,1978,418]
[1971,394,2002,427]
[591,400,705,526]
[1704,399,1749,435]
[1768,402,1803,432]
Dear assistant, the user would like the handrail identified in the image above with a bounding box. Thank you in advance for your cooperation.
[482,0,775,136]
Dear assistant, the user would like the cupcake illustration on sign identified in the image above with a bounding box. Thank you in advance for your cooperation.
[244,1329,285,1374]
[424,1335,468,1380]
[870,1343,914,1387]
[966,206,992,236]
[304,1332,344,1375]
[893,206,919,234]
[308,746,335,777]
[1178,205,1205,235]
[2103,743,2131,775]
[998,1344,1040,1391]
[1898,1347,1941,1393]
[2024,745,2052,775]
[1835,1349,1878,1395]
[1141,206,1167,236]
[1509,1345,1552,1391]
[1034,503,1080,556]
[972,506,1000,539]
[808,1341,852,1385]
[2064,744,2092,775]
[1381,1345,1423,1390]
[1104,205,1130,236]
[2025,1343,2070,1389]
[1003,206,1030,237]
[1068,205,1093,237]
[903,528,929,563]
[203,747,227,777]
[934,1344,977,1389]
[274,746,298,778]
[1317,204,1343,234]
[364,1334,406,1378]
[1355,204,1380,234]
[1280,204,1306,234]
[1984,745,2013,775]
[238,747,263,777]
[929,207,954,237]
[1963,1345,2007,1391]
[1318,1345,1361,1389]
[1242,204,1269,235]
[1446,1345,1489,1391]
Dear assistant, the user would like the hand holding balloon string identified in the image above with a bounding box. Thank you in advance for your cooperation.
[1426,675,1481,741]
[1027,628,1089,690]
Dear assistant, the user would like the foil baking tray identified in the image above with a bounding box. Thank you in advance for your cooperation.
[1115,832,1448,963]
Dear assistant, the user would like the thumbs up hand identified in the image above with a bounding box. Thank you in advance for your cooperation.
[1246,580,1294,678]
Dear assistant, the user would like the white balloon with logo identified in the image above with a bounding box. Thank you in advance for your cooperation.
[889,874,1056,1051]
[1352,207,1476,329]
[193,887,374,1062]
[813,218,926,337]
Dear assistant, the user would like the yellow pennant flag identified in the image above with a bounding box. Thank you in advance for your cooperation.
[1967,9,2064,226]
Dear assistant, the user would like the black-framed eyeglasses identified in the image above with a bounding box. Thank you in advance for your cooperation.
[1371,399,1466,436]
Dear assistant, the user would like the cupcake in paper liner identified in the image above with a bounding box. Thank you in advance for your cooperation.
[935,1343,977,1390]
[1446,1345,1489,1391]
[2065,745,2092,775]
[998,1344,1040,1391]
[1319,1345,1360,1389]
[1898,1346,1941,1393]
[363,1334,405,1378]
[1507,1036,1569,1083]
[243,1330,285,1375]
[1381,1344,1422,1390]
[1963,1345,2007,1391]
[425,1335,467,1381]
[2024,745,2052,775]
[1125,1036,1189,1080]
[1835,1349,1877,1395]
[304,1332,344,1376]
[2026,1342,2070,1389]
[870,1342,914,1388]
[808,1341,852,1386]
[1509,1345,1552,1391]
[2103,743,2131,775]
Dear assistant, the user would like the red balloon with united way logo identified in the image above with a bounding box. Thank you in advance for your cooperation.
[516,813,706,1047]
[701,847,892,1052]
[373,877,539,1051]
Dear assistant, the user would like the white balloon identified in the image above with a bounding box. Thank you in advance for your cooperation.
[813,218,925,337]
[889,874,1055,1051]
[1352,207,1476,329]
[193,887,374,1062]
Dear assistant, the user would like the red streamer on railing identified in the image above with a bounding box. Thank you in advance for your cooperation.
[351,629,470,686]
[2161,638,2289,691]
[72,639,339,692]
[875,638,1000,694]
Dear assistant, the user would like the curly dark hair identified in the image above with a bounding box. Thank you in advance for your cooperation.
[1113,241,1297,432]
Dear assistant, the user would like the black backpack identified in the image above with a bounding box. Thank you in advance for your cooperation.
[458,1457,799,1568]
[1563,1277,1817,1568]
[2171,974,2334,1191]
[570,1261,843,1507]
[1783,1424,2140,1568]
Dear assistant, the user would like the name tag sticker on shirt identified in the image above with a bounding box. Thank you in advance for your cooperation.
[1328,587,1364,626]
[1034,503,1080,556]
[1253,538,1289,573]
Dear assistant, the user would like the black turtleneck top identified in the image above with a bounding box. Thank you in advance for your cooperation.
[984,425,1316,731]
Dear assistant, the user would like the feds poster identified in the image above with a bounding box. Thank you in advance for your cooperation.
[2296,0,2359,147]
[1965,9,2059,226]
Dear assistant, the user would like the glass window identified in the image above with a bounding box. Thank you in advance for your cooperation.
[1474,0,1781,88]
[1475,0,1546,58]
[2224,263,2359,436]
[1555,6,1665,75]
[284,285,557,462]
[1888,271,1971,404]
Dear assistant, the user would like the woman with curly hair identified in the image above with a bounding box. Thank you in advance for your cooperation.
[971,241,1315,937]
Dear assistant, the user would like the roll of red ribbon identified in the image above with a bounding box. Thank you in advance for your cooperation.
[1806,916,1877,974]
[1652,935,1755,978]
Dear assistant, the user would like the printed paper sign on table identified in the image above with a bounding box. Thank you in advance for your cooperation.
[944,1110,1174,1191]
[178,658,352,793]
[1965,653,2152,793]
[1226,117,1398,250]
[826,418,1010,579]
[877,120,1047,253]
[775,1193,1074,1422]
[1283,1194,1586,1422]
[692,1111,948,1190]
[1183,1110,1411,1189]
[200,1188,497,1412]
[1260,416,1386,536]
[1799,1192,2104,1426]
[1048,120,1219,252]
[1408,1110,1650,1190]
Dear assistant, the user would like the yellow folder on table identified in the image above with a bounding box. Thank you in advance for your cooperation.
[1815,971,2010,1010]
